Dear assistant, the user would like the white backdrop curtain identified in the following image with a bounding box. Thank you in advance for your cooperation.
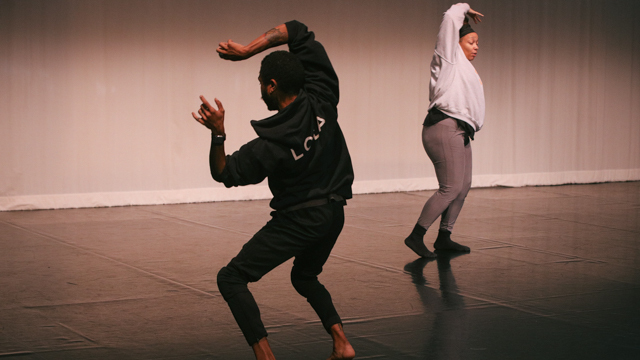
[1,0,639,211]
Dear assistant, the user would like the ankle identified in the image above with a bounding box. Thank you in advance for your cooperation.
[412,224,427,237]
[252,337,276,360]
[435,229,451,242]
[330,323,347,342]
[329,324,355,360]
[407,224,427,243]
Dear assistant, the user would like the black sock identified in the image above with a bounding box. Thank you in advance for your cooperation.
[436,229,451,242]
[434,229,470,252]
[405,224,435,258]
[411,224,427,238]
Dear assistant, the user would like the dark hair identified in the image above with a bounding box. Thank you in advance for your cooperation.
[459,18,476,39]
[259,50,305,96]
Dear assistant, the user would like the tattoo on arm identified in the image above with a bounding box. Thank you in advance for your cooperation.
[265,27,287,45]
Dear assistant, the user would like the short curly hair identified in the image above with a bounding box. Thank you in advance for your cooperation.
[259,50,305,96]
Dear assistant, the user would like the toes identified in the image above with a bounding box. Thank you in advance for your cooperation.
[434,240,470,252]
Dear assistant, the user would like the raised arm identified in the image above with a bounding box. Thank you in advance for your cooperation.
[192,95,226,178]
[435,3,483,63]
[285,20,339,106]
[218,21,339,105]
[217,24,289,61]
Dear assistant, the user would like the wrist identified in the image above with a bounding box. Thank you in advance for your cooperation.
[210,125,225,136]
[243,43,261,59]
[211,132,226,145]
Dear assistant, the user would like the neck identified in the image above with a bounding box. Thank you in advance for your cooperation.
[278,94,297,111]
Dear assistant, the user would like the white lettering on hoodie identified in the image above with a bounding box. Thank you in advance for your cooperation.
[290,116,326,160]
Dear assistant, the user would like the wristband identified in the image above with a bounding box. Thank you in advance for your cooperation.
[211,133,226,145]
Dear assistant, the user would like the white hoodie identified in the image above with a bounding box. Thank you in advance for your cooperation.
[429,3,485,132]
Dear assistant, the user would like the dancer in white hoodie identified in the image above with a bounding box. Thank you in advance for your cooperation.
[405,3,484,258]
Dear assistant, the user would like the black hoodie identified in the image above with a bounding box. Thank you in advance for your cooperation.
[211,21,354,211]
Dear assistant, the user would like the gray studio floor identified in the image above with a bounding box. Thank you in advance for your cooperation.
[1,182,639,359]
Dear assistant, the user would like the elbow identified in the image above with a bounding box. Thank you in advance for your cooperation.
[210,162,225,182]
[211,166,236,188]
[445,3,469,17]
[210,169,225,183]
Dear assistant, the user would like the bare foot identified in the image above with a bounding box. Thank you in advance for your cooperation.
[327,323,355,360]
[252,337,276,360]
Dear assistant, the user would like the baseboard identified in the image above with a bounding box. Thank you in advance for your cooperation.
[2,169,639,211]
[353,168,640,194]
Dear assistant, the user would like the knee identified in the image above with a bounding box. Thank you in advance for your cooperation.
[438,182,465,201]
[455,177,472,200]
[459,182,471,199]
[290,269,305,293]
[291,269,317,296]
[216,266,231,294]
[217,266,244,300]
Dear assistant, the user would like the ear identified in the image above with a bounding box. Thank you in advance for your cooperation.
[267,79,278,94]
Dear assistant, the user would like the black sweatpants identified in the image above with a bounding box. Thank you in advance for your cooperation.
[217,201,345,346]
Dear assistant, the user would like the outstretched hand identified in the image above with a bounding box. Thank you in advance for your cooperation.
[467,8,484,24]
[192,95,225,134]
[217,40,250,61]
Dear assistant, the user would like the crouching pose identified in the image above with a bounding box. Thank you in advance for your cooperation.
[191,21,355,360]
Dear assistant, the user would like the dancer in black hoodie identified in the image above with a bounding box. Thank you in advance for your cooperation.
[191,21,355,360]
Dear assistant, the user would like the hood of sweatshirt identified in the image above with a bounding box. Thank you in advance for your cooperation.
[250,90,316,149]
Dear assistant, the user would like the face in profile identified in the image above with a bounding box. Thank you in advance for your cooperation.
[459,32,479,61]
[259,77,279,111]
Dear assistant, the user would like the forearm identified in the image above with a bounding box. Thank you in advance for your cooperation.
[245,24,289,57]
[209,141,270,187]
[443,3,470,38]
[209,140,227,179]
[446,3,470,20]
[436,3,470,60]
[193,96,227,179]
[219,24,289,60]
